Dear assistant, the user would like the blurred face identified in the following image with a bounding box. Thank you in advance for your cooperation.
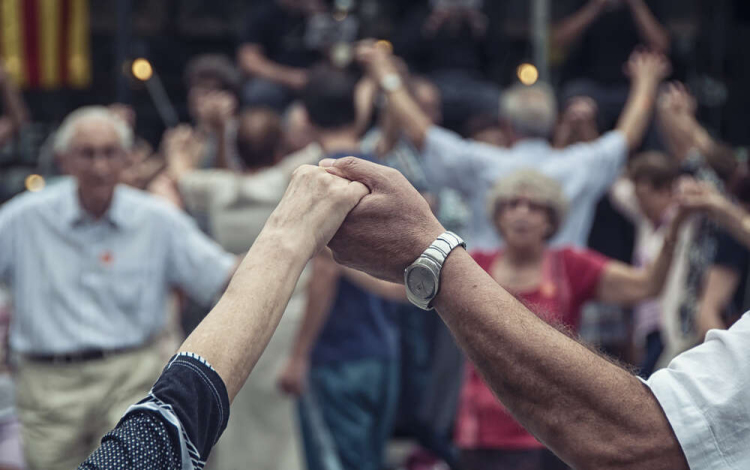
[187,77,223,122]
[59,120,127,211]
[634,180,673,223]
[413,82,443,126]
[494,194,553,250]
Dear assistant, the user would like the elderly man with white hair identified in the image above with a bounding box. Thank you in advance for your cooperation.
[0,106,236,470]
[356,43,671,250]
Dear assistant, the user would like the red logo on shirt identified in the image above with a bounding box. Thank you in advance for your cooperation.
[100,251,113,265]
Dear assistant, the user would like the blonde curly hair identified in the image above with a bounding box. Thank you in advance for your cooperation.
[487,169,569,240]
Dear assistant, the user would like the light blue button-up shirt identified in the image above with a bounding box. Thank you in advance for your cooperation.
[0,178,235,355]
[423,126,628,250]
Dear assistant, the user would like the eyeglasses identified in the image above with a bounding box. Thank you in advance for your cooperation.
[501,198,549,213]
[70,146,125,160]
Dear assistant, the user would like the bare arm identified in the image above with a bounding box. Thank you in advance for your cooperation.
[341,266,408,302]
[627,0,670,53]
[616,51,671,152]
[356,43,432,149]
[596,221,678,305]
[277,251,341,396]
[290,253,340,360]
[695,266,739,342]
[552,0,605,50]
[324,156,688,470]
[678,179,750,250]
[433,249,688,470]
[237,44,308,91]
[0,64,29,146]
[179,165,369,402]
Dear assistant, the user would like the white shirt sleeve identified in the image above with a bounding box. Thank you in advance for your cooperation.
[422,126,508,197]
[561,130,628,197]
[164,207,236,306]
[645,313,750,470]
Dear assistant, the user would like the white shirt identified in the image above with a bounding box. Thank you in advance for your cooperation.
[0,178,235,355]
[646,312,750,469]
[423,127,628,250]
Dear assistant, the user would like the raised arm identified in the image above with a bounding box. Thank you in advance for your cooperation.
[678,178,750,250]
[356,42,432,149]
[179,165,368,402]
[552,0,606,50]
[626,0,670,53]
[616,50,671,152]
[325,157,689,470]
[0,62,30,147]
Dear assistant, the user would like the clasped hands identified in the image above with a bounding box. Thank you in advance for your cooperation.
[266,157,445,284]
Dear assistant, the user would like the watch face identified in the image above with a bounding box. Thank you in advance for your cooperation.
[406,265,437,301]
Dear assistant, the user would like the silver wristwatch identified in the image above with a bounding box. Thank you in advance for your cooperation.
[404,231,466,311]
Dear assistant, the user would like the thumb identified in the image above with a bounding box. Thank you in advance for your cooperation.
[319,156,388,192]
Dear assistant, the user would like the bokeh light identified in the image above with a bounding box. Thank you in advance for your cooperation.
[375,40,393,54]
[25,174,45,192]
[131,58,153,81]
[517,63,539,86]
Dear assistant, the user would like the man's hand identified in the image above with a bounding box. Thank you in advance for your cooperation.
[277,356,309,396]
[322,157,445,283]
[624,49,671,86]
[266,164,370,259]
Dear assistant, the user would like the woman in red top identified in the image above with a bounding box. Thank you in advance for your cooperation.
[455,169,682,470]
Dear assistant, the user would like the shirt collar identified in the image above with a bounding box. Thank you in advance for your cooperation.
[513,138,551,150]
[62,179,128,229]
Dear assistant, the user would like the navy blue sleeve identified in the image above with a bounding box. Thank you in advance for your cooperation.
[77,352,230,470]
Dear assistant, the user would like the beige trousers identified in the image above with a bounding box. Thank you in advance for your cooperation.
[15,343,164,470]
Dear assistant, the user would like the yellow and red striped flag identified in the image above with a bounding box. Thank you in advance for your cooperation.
[0,0,91,89]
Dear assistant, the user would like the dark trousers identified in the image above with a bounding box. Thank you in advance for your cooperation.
[298,358,399,470]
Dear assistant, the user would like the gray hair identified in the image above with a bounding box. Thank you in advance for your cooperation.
[499,82,558,139]
[53,106,134,154]
[487,169,569,239]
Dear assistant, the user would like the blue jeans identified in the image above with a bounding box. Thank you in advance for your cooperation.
[299,358,399,470]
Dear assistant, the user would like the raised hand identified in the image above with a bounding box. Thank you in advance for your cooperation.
[323,157,445,283]
[161,125,204,179]
[266,164,370,258]
[624,48,671,85]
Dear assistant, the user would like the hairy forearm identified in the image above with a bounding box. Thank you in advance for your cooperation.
[616,78,659,151]
[384,87,432,149]
[629,0,670,52]
[178,230,309,402]
[552,2,602,49]
[433,249,688,470]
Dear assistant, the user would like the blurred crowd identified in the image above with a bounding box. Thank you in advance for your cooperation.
[1,1,749,470]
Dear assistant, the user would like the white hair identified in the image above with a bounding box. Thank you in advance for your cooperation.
[53,106,133,154]
[499,82,558,139]
[487,169,569,239]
